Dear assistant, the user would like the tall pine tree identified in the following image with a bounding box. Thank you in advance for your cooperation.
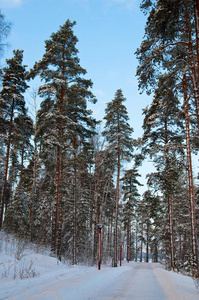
[29,20,97,261]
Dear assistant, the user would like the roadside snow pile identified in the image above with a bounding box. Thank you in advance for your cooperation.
[0,232,67,281]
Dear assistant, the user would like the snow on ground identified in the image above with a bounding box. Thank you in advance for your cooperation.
[0,233,199,299]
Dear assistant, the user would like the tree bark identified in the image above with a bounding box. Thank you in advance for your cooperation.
[146,221,149,263]
[113,149,120,267]
[140,224,143,262]
[127,206,130,262]
[169,194,175,270]
[113,117,121,267]
[194,0,199,81]
[73,133,77,265]
[183,73,199,275]
[57,167,63,261]
[135,220,138,262]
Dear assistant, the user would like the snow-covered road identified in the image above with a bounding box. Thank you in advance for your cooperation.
[1,261,198,300]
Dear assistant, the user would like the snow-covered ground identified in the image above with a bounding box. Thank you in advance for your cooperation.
[0,234,198,299]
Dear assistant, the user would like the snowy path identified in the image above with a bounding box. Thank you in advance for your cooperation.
[1,262,198,299]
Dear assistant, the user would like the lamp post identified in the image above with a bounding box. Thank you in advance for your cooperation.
[97,223,103,270]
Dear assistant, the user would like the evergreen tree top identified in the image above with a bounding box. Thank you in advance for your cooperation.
[102,89,134,163]
[1,49,28,114]
[29,19,87,83]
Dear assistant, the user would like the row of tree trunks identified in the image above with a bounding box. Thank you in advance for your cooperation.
[51,83,64,255]
[183,73,199,275]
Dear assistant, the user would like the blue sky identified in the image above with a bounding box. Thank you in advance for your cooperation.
[0,0,155,191]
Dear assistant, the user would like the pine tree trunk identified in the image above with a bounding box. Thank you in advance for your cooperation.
[113,126,121,267]
[90,181,94,231]
[135,220,138,262]
[169,194,175,270]
[113,162,120,267]
[179,228,182,266]
[127,211,130,262]
[109,212,113,258]
[73,165,77,265]
[194,0,199,101]
[183,73,199,275]
[140,225,143,262]
[57,206,63,261]
[182,230,187,268]
[154,221,158,263]
[92,221,98,265]
[154,239,158,263]
[163,114,175,270]
[0,98,14,230]
[57,167,63,261]
[51,146,60,254]
[30,147,38,243]
[73,133,77,265]
[30,93,38,242]
[146,222,149,263]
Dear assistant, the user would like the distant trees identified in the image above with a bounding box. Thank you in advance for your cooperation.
[121,167,142,262]
[102,89,134,267]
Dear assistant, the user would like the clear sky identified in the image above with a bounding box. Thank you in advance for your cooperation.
[0,0,155,192]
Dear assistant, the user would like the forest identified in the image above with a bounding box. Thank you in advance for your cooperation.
[0,0,199,279]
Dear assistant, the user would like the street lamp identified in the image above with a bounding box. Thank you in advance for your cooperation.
[97,223,103,270]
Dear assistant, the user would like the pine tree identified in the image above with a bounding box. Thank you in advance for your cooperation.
[0,50,29,229]
[102,89,134,267]
[136,0,199,128]
[29,20,97,261]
